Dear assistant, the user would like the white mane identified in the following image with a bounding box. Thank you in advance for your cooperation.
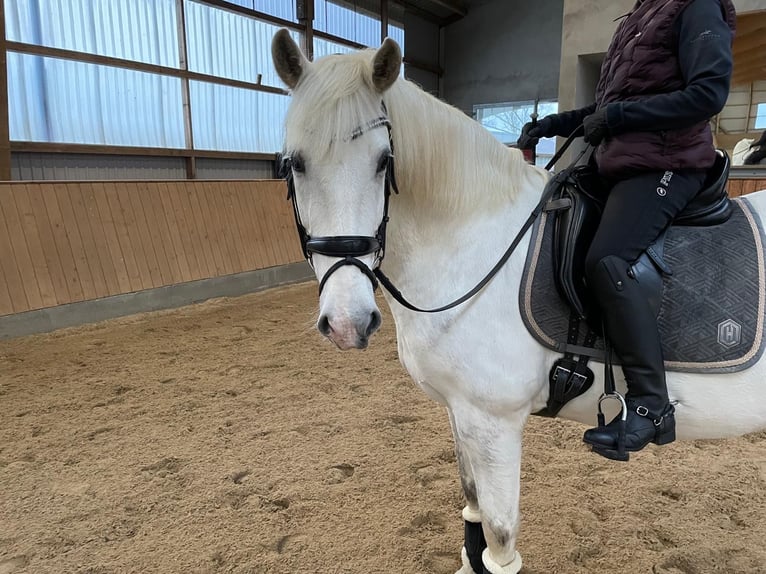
[284,49,548,214]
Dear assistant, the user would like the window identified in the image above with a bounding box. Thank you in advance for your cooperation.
[220,0,298,22]
[190,81,288,152]
[4,0,393,155]
[474,101,559,167]
[315,0,380,46]
[5,0,179,67]
[8,53,185,147]
[313,37,357,59]
[756,103,766,130]
[185,0,298,87]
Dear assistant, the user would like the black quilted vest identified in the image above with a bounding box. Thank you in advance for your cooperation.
[594,0,736,177]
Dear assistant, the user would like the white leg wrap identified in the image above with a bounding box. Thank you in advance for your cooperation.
[462,505,482,523]
[481,548,523,574]
[456,547,478,574]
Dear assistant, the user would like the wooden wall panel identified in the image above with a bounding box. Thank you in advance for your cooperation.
[729,178,766,197]
[0,180,301,317]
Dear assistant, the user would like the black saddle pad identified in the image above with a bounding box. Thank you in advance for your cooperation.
[519,197,766,373]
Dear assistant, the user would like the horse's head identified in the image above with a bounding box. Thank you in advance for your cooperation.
[272,29,402,350]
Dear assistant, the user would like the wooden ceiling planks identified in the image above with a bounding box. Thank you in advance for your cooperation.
[732,11,766,86]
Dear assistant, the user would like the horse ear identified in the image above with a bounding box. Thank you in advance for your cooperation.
[272,28,309,89]
[371,38,402,93]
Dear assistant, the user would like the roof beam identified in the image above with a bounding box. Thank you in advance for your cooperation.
[424,0,466,17]
[391,0,466,21]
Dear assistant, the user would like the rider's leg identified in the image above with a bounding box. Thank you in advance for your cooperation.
[582,169,706,459]
[583,253,676,454]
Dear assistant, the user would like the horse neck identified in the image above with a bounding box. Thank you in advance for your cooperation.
[383,81,548,278]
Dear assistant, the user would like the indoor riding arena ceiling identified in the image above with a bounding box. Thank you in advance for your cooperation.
[396,0,467,24]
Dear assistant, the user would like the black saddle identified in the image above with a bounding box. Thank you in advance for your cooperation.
[549,150,732,322]
[530,151,735,417]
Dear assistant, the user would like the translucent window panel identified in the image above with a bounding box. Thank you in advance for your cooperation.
[5,0,179,67]
[8,52,185,147]
[475,101,559,167]
[215,0,298,22]
[315,0,380,46]
[387,23,404,76]
[186,0,299,87]
[313,37,357,61]
[387,1,405,51]
[756,103,766,130]
[387,23,404,51]
[190,81,289,152]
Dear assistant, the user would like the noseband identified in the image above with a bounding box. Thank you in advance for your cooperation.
[281,110,399,294]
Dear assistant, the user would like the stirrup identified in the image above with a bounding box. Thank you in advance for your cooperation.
[593,391,629,461]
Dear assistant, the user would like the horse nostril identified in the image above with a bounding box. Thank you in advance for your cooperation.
[365,310,382,337]
[317,314,332,336]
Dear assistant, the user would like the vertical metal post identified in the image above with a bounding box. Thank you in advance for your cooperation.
[381,0,389,44]
[176,0,196,179]
[0,0,12,180]
[298,0,314,61]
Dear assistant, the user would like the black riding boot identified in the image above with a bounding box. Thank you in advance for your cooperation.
[582,255,676,461]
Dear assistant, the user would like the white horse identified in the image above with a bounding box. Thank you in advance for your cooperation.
[271,30,766,574]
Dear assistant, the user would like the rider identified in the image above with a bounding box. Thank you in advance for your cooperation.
[517,0,736,460]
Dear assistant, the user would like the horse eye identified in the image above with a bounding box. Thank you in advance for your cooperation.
[291,154,306,174]
[376,152,390,174]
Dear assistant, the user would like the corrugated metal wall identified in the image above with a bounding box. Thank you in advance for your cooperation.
[11,153,187,180]
[195,158,275,179]
[8,52,187,147]
[5,0,179,65]
[4,0,409,179]
[11,154,275,181]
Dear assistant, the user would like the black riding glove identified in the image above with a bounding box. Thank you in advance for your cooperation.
[583,107,610,145]
[516,115,556,149]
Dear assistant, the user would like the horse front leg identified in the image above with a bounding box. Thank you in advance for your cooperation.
[452,408,525,574]
[448,409,485,574]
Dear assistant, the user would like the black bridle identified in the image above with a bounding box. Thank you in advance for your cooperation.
[282,110,583,313]
[282,112,399,295]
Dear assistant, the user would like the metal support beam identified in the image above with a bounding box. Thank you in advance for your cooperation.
[298,0,315,61]
[176,0,197,179]
[391,0,464,24]
[0,0,11,180]
[428,0,466,16]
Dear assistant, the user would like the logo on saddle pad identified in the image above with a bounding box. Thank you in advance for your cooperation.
[717,319,742,348]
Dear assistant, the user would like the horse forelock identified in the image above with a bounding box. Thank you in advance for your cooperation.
[284,50,386,159]
[282,48,546,210]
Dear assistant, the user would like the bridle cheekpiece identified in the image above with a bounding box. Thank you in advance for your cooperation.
[282,106,399,294]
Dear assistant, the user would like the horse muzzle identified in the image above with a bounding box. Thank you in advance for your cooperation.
[317,308,382,350]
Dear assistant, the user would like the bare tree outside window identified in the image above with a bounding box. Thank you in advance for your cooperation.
[475,101,558,168]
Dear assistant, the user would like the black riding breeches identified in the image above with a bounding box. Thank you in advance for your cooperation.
[584,169,707,278]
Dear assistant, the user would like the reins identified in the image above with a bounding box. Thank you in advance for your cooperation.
[284,112,587,314]
[374,127,587,313]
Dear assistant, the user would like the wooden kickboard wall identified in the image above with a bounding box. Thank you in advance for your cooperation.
[728,178,766,198]
[0,180,302,317]
[1,176,765,319]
